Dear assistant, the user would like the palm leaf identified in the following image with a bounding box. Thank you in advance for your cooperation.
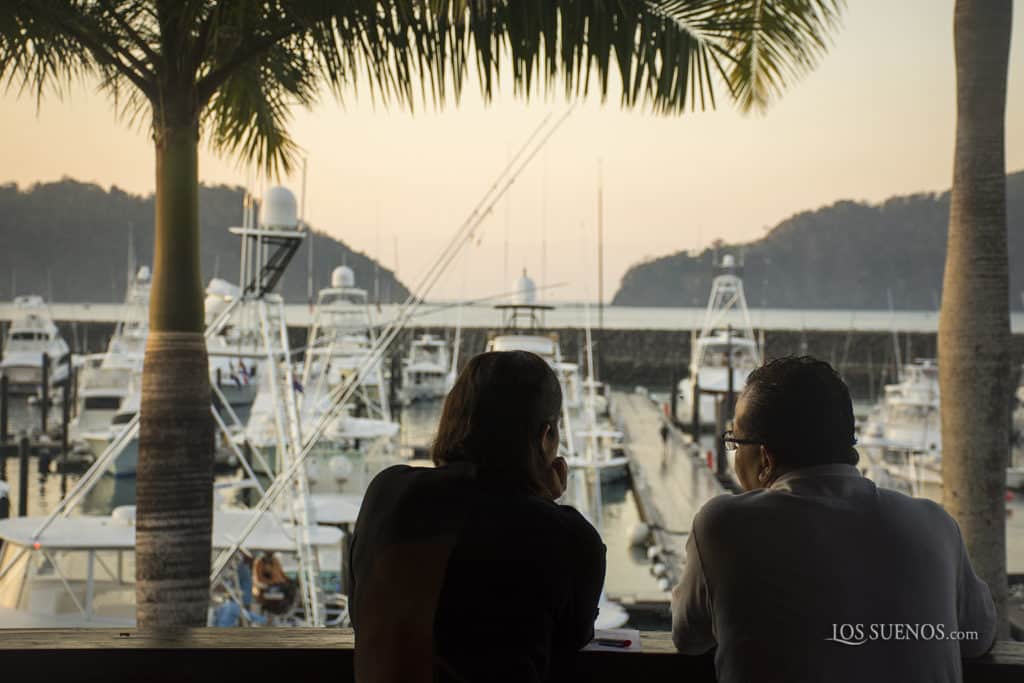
[1,0,844,174]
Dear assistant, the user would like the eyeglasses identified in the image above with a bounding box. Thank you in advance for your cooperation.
[722,430,762,454]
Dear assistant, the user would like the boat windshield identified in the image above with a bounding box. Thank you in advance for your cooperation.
[83,396,121,411]
[410,344,444,368]
[698,342,758,369]
[10,332,48,342]
[111,412,136,426]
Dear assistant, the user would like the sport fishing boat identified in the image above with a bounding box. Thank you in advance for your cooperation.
[205,278,260,426]
[0,506,341,627]
[860,359,1024,499]
[484,270,628,628]
[0,295,69,393]
[676,255,761,430]
[399,333,450,404]
[293,266,401,524]
[71,266,150,456]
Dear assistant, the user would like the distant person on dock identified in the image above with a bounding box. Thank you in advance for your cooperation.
[659,422,671,467]
[348,350,606,683]
[671,356,996,683]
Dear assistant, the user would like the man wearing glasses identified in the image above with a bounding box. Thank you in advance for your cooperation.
[671,356,996,683]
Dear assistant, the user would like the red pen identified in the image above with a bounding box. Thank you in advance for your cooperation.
[594,638,632,648]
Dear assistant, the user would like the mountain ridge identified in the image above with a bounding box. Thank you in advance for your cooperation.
[612,170,1024,310]
[0,179,410,304]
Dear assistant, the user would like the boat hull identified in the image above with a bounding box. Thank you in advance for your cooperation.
[103,437,139,478]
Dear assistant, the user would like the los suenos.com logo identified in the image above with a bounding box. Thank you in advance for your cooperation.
[826,624,979,646]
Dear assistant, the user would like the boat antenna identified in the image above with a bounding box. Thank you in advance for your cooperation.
[503,144,511,291]
[540,151,548,304]
[887,288,902,380]
[374,202,381,308]
[127,221,136,289]
[597,158,604,333]
[392,233,400,303]
[301,157,313,311]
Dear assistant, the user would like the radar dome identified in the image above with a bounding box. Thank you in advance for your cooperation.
[516,268,537,305]
[260,185,298,229]
[331,266,356,289]
[136,266,151,282]
[206,278,240,299]
[721,254,736,268]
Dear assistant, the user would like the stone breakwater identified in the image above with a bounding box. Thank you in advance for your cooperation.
[42,321,1024,402]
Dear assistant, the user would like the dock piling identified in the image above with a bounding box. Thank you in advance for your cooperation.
[715,397,727,476]
[1,375,8,444]
[40,353,49,435]
[60,370,71,486]
[18,435,29,517]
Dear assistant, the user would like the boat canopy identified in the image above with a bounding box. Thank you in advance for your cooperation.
[0,509,342,552]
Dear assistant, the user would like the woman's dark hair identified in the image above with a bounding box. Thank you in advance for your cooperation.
[431,350,562,493]
[739,356,858,467]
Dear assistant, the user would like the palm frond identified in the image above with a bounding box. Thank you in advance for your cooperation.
[2,1,845,177]
[653,0,845,112]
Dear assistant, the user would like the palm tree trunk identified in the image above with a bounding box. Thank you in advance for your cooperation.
[136,122,214,627]
[939,0,1013,637]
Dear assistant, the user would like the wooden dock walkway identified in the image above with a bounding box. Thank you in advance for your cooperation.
[612,390,728,588]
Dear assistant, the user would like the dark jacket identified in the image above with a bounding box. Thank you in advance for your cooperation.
[348,462,606,683]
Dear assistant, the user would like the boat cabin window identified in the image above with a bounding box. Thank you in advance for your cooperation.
[10,332,47,342]
[111,412,136,426]
[84,397,121,411]
[410,345,444,367]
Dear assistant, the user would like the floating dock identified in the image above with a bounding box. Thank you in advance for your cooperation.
[611,390,727,589]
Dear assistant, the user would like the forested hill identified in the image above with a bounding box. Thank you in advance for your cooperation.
[612,170,1024,309]
[0,179,410,304]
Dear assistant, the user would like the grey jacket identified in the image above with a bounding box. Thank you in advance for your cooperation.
[671,464,996,683]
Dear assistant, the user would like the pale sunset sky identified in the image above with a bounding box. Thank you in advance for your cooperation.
[2,0,1023,302]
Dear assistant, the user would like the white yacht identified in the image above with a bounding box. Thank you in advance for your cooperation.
[0,295,69,393]
[399,333,450,404]
[205,278,260,426]
[860,359,1024,499]
[484,270,628,628]
[94,383,141,478]
[71,267,150,455]
[301,266,390,416]
[676,255,761,429]
[0,506,341,627]
[292,266,401,518]
[485,271,584,456]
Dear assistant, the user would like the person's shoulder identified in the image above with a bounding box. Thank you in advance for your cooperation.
[519,498,604,549]
[695,490,769,518]
[365,463,416,492]
[876,487,958,533]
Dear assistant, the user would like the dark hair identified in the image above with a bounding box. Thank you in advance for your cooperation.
[431,350,562,494]
[739,356,858,467]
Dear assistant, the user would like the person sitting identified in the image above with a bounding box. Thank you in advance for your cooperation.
[252,551,295,616]
[348,350,606,683]
[672,356,996,683]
